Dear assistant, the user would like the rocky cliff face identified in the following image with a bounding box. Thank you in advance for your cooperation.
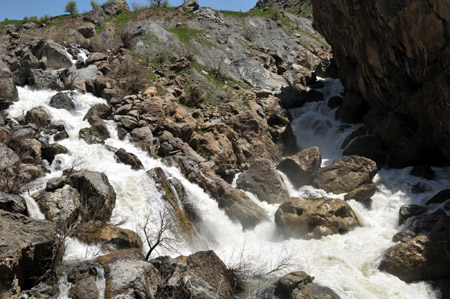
[311,0,450,166]
[254,0,312,16]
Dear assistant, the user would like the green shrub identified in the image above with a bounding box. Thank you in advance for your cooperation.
[90,0,99,9]
[65,1,79,15]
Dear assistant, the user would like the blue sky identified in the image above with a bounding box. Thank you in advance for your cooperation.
[0,0,258,21]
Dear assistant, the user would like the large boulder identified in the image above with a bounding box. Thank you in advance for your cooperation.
[313,155,377,194]
[0,211,58,298]
[277,146,322,188]
[32,40,73,69]
[0,143,20,170]
[236,159,289,204]
[344,183,377,203]
[97,249,161,299]
[79,119,110,144]
[84,0,130,25]
[311,0,450,165]
[84,103,112,124]
[78,22,96,38]
[25,107,51,128]
[0,60,18,110]
[69,170,116,222]
[0,191,27,215]
[152,250,235,299]
[379,235,450,283]
[49,92,75,111]
[34,184,80,224]
[275,197,358,239]
[256,271,341,299]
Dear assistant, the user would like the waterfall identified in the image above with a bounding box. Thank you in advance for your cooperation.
[8,80,448,298]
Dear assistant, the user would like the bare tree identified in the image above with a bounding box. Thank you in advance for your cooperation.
[142,210,180,260]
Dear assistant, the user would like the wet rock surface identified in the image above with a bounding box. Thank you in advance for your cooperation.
[313,155,377,194]
[312,0,450,166]
[275,197,358,239]
[237,159,289,204]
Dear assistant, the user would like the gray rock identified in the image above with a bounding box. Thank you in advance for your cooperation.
[32,40,73,69]
[0,143,20,170]
[49,92,75,111]
[79,120,110,144]
[69,170,116,222]
[84,0,130,25]
[0,210,58,298]
[277,146,322,188]
[97,249,161,298]
[78,22,96,38]
[41,143,68,164]
[35,185,80,223]
[0,60,18,110]
[181,0,199,11]
[313,155,377,194]
[0,191,27,214]
[237,159,289,204]
[29,68,65,90]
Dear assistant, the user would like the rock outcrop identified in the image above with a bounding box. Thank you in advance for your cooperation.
[311,0,450,166]
[0,211,58,298]
[0,60,18,110]
[275,197,358,239]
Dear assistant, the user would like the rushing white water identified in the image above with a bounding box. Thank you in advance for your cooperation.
[8,79,449,298]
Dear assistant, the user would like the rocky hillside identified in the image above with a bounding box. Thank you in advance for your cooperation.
[311,0,450,167]
[0,1,345,297]
[254,0,313,18]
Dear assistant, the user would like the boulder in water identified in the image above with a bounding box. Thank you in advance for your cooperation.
[344,183,377,202]
[84,103,112,124]
[25,107,51,128]
[275,197,358,239]
[379,234,450,283]
[69,170,116,222]
[49,92,75,111]
[0,191,27,214]
[426,189,450,205]
[114,148,144,170]
[313,155,377,194]
[277,146,322,188]
[236,159,289,204]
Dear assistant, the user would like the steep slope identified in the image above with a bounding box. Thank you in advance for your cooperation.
[311,0,450,166]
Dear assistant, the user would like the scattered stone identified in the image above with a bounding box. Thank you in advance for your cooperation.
[275,197,358,239]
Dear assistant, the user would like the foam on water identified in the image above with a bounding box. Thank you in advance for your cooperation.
[9,81,448,298]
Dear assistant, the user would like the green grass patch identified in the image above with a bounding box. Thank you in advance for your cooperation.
[168,26,203,43]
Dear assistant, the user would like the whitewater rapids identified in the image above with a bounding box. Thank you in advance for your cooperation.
[8,78,448,298]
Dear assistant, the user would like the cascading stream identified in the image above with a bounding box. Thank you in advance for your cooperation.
[8,78,449,298]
